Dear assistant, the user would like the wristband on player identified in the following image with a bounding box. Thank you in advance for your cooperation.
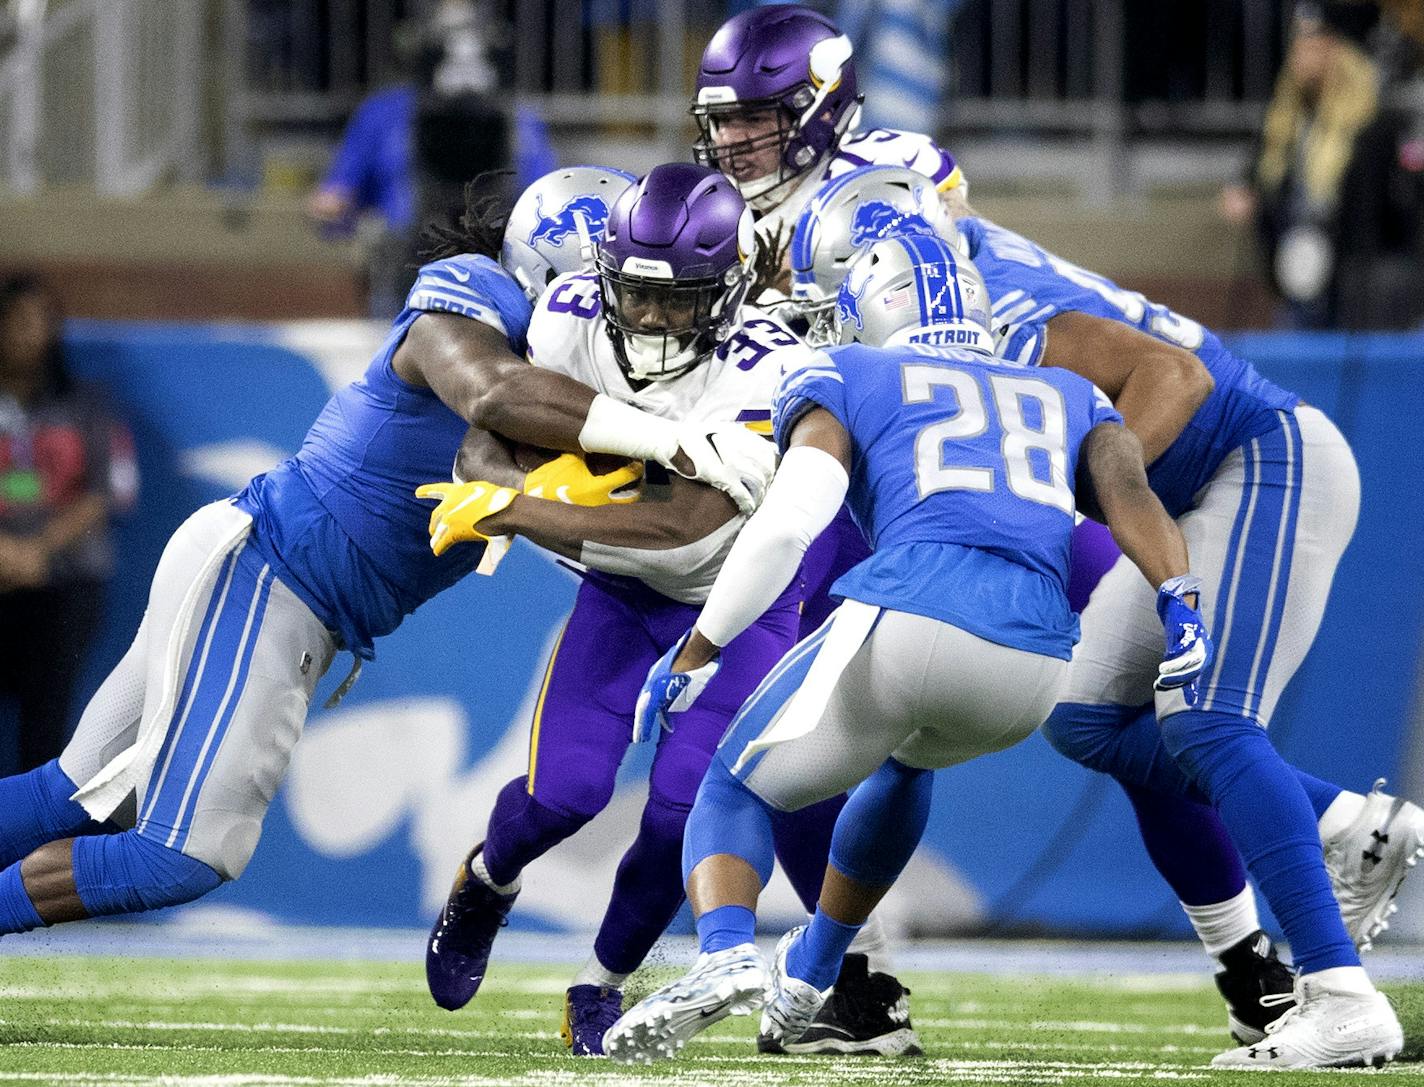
[578,393,680,465]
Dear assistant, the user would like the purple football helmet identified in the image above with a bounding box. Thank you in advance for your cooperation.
[597,163,756,382]
[692,5,860,212]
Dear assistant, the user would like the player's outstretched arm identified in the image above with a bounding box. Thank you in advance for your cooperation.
[675,407,853,671]
[394,313,601,451]
[479,468,740,561]
[1042,311,1214,466]
[395,313,774,514]
[1077,422,1188,589]
[1079,422,1213,698]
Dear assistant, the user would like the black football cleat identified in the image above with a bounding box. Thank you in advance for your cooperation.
[1214,929,1297,1044]
[425,843,519,1010]
[757,952,923,1056]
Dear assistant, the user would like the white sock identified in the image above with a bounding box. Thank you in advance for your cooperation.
[846,913,894,975]
[1304,965,1374,996]
[471,851,521,895]
[1182,885,1261,958]
[1318,790,1367,843]
[572,953,629,990]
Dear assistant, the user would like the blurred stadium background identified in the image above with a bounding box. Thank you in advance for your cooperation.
[0,0,1422,955]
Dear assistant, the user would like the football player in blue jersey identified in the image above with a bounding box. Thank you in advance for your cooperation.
[0,166,781,942]
[681,7,973,1050]
[787,165,1414,1067]
[956,212,1411,1068]
[601,234,1212,1064]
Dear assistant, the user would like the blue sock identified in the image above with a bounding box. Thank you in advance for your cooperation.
[0,760,91,870]
[785,909,860,991]
[828,758,933,886]
[696,904,756,953]
[682,757,775,888]
[0,862,44,935]
[71,833,221,916]
[1294,769,1344,820]
[1160,709,1358,974]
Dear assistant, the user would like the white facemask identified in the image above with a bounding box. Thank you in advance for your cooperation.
[621,333,702,382]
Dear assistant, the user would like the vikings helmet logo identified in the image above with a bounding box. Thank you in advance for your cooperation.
[837,273,870,331]
[848,200,934,250]
[528,194,611,249]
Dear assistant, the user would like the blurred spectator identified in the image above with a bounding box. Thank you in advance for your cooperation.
[1379,0,1424,74]
[0,277,138,773]
[1219,2,1405,329]
[307,1,556,319]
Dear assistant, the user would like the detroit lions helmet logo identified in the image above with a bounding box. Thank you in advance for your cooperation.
[837,273,870,331]
[528,194,611,249]
[848,200,935,250]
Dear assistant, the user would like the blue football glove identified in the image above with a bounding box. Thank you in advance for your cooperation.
[633,630,721,743]
[1154,574,1215,706]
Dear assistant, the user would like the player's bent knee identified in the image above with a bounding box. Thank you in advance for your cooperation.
[71,832,222,917]
[1157,709,1268,794]
[682,759,776,887]
[1041,702,1138,771]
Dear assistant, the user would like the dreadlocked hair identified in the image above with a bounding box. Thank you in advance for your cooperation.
[420,170,517,262]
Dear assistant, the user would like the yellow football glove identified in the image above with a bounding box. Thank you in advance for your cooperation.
[414,480,519,557]
[523,453,642,506]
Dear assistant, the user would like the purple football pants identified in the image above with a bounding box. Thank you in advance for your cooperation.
[481,568,819,976]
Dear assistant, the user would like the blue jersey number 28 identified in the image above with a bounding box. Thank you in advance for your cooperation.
[901,364,1074,515]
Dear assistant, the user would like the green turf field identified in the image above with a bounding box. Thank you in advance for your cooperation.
[0,955,1419,1086]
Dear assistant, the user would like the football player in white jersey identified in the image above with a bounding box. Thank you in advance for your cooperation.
[691,4,965,262]
[421,164,914,1056]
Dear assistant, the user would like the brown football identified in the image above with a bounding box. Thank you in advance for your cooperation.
[510,444,635,478]
[510,443,561,473]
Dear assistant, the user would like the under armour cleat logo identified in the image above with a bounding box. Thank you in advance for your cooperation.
[1248,1046,1280,1060]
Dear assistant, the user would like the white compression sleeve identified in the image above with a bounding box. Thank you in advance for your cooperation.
[577,393,680,464]
[697,445,849,648]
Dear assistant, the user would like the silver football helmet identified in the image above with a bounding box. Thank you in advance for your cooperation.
[501,166,637,302]
[835,233,994,352]
[791,165,959,345]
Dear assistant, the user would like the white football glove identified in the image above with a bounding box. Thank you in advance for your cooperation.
[666,422,777,515]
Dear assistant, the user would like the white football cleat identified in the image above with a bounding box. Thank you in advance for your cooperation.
[603,944,767,1065]
[1324,779,1424,950]
[1210,974,1403,1069]
[759,927,833,1047]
